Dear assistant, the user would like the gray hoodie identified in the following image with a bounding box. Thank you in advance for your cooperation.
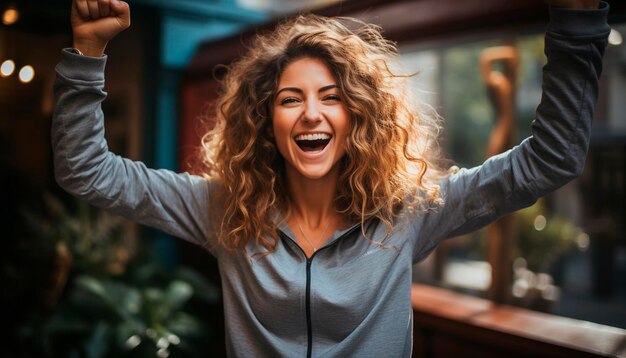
[52,4,609,357]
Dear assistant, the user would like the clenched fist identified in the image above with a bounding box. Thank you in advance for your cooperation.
[71,0,131,57]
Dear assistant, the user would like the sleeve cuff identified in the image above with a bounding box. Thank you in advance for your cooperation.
[547,1,610,38]
[57,48,108,82]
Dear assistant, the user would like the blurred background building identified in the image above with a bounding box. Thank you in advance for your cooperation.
[1,0,625,356]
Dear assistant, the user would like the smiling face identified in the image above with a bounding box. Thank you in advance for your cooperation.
[272,57,351,181]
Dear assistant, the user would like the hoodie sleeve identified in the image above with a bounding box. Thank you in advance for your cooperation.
[51,49,220,256]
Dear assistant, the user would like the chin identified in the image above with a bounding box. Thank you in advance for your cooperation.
[297,165,334,180]
[288,159,341,181]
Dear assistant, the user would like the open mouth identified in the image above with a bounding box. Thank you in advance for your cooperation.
[294,133,332,152]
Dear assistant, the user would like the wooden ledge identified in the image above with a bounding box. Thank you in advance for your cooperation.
[411,284,626,357]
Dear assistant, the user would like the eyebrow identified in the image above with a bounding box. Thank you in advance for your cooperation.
[276,84,338,96]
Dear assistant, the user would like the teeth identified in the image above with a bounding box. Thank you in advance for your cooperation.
[295,133,331,141]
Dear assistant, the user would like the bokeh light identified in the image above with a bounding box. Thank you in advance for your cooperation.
[18,65,35,83]
[1,59,15,77]
[609,28,623,46]
[2,7,19,26]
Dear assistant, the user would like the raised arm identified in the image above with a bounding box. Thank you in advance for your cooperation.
[52,0,217,253]
[412,1,610,261]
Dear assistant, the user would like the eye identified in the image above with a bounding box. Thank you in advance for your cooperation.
[323,94,341,102]
[280,97,300,105]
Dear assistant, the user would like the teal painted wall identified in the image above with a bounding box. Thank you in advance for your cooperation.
[135,0,268,266]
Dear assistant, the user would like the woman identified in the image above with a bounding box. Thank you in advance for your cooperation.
[53,0,609,356]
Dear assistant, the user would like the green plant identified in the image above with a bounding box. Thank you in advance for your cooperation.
[22,192,128,277]
[516,199,582,272]
[42,264,219,357]
[17,193,221,357]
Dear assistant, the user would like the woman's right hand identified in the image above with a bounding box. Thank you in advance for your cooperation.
[71,0,131,57]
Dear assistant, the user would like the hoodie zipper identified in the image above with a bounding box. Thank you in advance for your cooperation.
[305,258,313,358]
[279,223,362,358]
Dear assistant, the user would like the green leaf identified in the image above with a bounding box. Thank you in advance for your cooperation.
[166,312,202,337]
[120,287,142,315]
[75,275,107,298]
[164,281,193,311]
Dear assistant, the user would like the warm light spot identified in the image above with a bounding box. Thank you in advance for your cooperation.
[1,59,15,77]
[609,28,623,46]
[18,65,34,83]
[533,215,546,231]
[2,7,19,25]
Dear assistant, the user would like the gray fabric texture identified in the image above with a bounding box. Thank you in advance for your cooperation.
[52,4,609,357]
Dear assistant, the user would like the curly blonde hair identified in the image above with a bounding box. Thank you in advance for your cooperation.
[200,14,446,253]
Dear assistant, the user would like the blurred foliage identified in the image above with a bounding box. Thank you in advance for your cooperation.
[12,192,221,357]
[446,199,581,273]
[516,199,581,272]
[36,265,220,357]
[21,192,128,277]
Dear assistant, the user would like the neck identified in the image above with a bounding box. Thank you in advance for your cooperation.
[285,164,340,228]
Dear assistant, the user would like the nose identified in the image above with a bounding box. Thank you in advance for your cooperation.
[302,99,322,124]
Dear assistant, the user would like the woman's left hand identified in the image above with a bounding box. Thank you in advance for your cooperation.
[545,0,600,9]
